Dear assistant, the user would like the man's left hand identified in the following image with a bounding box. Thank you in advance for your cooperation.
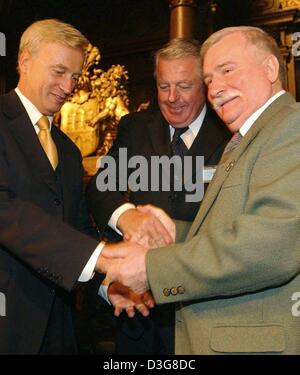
[108,281,155,317]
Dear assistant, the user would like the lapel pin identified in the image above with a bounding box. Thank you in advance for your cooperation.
[225,160,235,172]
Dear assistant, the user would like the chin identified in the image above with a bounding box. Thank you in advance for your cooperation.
[226,122,242,133]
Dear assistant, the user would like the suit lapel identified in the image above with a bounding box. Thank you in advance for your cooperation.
[147,109,173,157]
[187,108,230,163]
[186,93,295,240]
[3,91,58,194]
[51,127,76,215]
[183,108,231,188]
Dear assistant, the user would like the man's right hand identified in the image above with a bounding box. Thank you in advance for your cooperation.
[117,207,175,248]
[98,241,150,294]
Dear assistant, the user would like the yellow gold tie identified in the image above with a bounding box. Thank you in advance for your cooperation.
[37,116,58,170]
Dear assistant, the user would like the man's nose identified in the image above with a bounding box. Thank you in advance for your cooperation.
[168,86,179,102]
[60,76,74,95]
[209,77,226,98]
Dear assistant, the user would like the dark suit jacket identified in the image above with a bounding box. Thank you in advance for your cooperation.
[86,105,230,229]
[0,91,99,354]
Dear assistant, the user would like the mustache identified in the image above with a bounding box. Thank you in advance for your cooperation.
[211,92,239,110]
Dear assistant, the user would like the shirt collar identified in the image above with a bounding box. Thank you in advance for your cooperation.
[239,90,285,137]
[169,104,207,137]
[15,87,53,130]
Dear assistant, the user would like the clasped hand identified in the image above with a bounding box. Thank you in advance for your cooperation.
[102,204,175,317]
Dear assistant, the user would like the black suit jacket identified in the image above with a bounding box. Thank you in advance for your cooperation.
[87,105,230,228]
[0,91,99,354]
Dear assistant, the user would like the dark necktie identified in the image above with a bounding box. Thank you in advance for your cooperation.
[171,127,189,157]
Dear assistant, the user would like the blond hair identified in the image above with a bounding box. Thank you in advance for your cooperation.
[200,26,286,85]
[18,19,89,61]
[154,38,202,77]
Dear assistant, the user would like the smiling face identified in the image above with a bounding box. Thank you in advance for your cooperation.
[156,56,206,128]
[18,41,84,115]
[203,32,280,132]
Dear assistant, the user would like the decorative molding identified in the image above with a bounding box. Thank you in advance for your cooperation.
[250,0,300,99]
[279,0,300,10]
[252,0,300,14]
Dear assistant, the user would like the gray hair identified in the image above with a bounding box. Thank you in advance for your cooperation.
[154,38,202,77]
[200,26,286,85]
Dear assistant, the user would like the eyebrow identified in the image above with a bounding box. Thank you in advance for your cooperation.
[51,63,66,69]
[51,63,82,76]
[157,80,194,85]
[216,61,236,69]
[203,61,236,80]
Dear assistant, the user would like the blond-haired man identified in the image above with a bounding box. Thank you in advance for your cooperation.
[0,19,110,354]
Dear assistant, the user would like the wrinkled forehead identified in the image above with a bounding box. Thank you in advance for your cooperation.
[203,33,263,71]
[205,33,248,57]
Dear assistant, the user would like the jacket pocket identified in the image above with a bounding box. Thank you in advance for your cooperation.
[210,323,285,353]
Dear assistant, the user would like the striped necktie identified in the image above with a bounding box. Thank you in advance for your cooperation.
[223,131,242,154]
[171,127,189,157]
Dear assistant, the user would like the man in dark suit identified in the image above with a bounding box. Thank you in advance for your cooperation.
[86,38,230,354]
[0,19,112,354]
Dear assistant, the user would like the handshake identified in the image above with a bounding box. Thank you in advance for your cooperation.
[96,204,176,318]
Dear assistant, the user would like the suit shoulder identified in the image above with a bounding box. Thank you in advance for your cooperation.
[118,107,160,128]
[288,102,300,111]
[0,91,24,119]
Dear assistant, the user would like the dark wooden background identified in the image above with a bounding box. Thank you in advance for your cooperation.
[0,0,257,108]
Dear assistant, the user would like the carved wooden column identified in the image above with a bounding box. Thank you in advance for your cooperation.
[169,0,197,39]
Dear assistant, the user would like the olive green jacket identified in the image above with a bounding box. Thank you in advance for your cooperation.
[147,93,300,354]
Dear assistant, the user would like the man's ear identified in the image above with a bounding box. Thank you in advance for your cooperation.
[263,54,280,83]
[18,49,31,74]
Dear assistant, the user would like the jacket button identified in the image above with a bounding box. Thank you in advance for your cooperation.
[178,285,185,294]
[163,288,170,297]
[54,198,61,206]
[170,287,178,295]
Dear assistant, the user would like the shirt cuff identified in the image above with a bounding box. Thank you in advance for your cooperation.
[108,203,136,235]
[98,277,111,305]
[78,241,105,282]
